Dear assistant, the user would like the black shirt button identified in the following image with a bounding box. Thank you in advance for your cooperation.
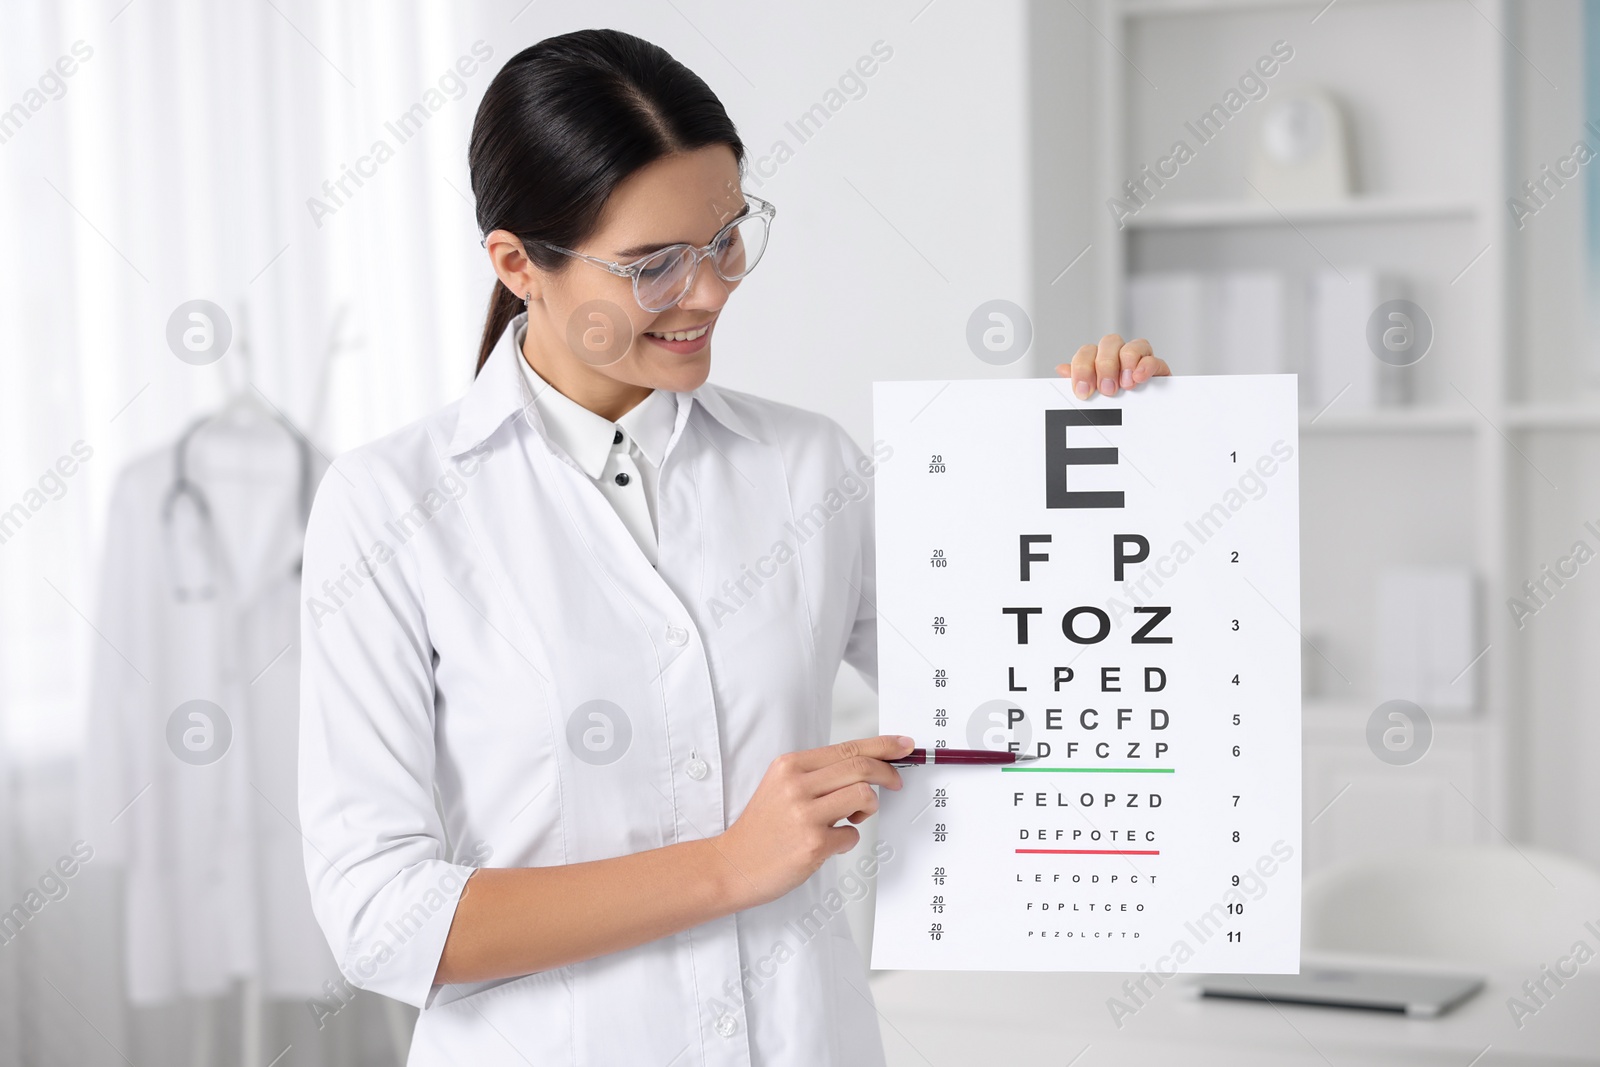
[614,472,630,486]
[613,429,623,445]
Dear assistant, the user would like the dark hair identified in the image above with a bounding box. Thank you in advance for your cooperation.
[468,28,745,375]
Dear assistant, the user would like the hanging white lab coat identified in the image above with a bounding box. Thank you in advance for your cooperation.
[298,315,892,1065]
[80,419,341,1004]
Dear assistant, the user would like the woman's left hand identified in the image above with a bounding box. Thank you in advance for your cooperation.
[1056,334,1170,399]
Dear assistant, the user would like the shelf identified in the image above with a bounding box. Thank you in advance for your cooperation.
[1299,407,1477,433]
[1302,698,1487,749]
[1120,0,1423,16]
[1302,697,1372,721]
[1123,196,1478,231]
[1302,697,1487,722]
[1297,404,1600,432]
[1505,404,1600,429]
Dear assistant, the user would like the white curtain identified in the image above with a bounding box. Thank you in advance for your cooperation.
[0,1,494,1062]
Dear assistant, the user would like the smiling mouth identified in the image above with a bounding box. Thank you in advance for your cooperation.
[643,321,712,342]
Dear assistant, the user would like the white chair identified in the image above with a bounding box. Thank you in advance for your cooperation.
[1303,844,1600,969]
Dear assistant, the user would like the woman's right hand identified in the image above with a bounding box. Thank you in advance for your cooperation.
[716,734,914,909]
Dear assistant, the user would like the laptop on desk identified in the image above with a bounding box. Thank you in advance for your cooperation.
[1194,966,1485,1017]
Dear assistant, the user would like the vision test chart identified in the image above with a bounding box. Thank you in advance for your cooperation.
[870,375,1302,973]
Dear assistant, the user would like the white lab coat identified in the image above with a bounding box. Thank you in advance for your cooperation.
[298,315,891,1065]
[81,418,341,1004]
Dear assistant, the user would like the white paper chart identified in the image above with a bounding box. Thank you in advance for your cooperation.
[870,376,1301,974]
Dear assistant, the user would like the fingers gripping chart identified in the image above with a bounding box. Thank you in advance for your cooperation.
[870,376,1302,973]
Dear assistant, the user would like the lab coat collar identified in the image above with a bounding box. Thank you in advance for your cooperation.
[516,345,678,478]
[683,372,757,444]
[446,310,757,458]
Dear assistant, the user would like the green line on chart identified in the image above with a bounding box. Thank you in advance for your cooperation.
[1001,767,1175,773]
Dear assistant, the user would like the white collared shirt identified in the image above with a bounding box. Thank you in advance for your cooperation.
[297,312,891,1065]
[513,315,677,565]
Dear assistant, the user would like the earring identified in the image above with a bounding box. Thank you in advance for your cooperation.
[523,291,531,308]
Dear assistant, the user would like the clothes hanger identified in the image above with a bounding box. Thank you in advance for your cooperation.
[162,301,316,600]
[210,303,288,435]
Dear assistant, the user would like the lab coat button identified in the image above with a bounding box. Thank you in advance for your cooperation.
[686,756,709,781]
[664,625,688,646]
[714,1012,738,1037]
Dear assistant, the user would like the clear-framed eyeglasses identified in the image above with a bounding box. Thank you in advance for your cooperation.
[532,192,776,313]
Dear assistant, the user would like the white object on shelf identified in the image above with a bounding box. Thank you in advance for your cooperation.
[1215,271,1289,375]
[1126,270,1289,377]
[1249,87,1353,203]
[1127,272,1211,373]
[1307,269,1410,412]
[1375,565,1479,718]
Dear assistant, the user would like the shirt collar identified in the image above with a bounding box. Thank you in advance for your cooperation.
[446,310,758,458]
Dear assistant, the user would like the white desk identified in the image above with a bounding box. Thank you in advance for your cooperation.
[869,953,1600,1065]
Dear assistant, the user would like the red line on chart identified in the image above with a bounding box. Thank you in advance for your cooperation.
[1015,849,1161,856]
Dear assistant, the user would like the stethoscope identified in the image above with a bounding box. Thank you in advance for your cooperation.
[160,413,314,602]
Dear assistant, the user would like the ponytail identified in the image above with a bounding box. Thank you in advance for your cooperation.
[476,282,524,376]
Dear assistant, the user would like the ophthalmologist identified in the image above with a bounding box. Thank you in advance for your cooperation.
[297,27,1170,1067]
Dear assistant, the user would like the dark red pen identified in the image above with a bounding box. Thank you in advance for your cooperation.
[888,747,1042,767]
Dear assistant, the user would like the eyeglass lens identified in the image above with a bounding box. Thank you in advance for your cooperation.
[635,210,770,311]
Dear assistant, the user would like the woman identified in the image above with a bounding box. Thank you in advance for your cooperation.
[297,27,1169,1065]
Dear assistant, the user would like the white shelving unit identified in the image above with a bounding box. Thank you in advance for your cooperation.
[1090,0,1517,874]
